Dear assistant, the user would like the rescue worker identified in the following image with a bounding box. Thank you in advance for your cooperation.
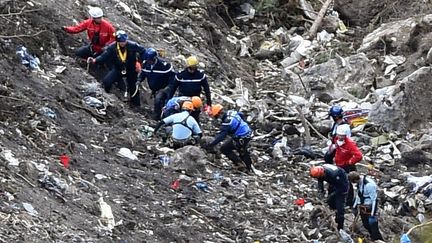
[62,7,115,59]
[168,56,211,122]
[310,164,349,230]
[325,105,351,164]
[87,30,146,108]
[153,101,202,149]
[204,104,253,172]
[334,124,363,206]
[161,96,202,119]
[137,48,176,120]
[348,172,384,241]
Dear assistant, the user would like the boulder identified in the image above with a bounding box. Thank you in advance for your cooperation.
[358,14,432,54]
[170,145,208,175]
[296,53,375,100]
[369,67,432,132]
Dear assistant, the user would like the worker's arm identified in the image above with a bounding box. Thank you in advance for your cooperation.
[63,19,90,34]
[201,74,212,106]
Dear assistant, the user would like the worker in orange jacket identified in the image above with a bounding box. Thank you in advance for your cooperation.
[62,7,115,58]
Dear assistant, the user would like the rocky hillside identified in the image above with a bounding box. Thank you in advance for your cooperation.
[0,0,431,242]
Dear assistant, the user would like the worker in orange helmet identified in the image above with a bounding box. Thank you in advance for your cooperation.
[204,104,253,172]
[310,164,349,230]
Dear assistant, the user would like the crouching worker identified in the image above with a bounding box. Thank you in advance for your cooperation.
[161,96,202,119]
[153,101,202,149]
[310,164,349,230]
[348,172,384,242]
[204,104,253,172]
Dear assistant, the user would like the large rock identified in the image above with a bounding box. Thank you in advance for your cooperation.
[170,145,208,175]
[358,14,432,53]
[294,53,375,101]
[369,67,432,132]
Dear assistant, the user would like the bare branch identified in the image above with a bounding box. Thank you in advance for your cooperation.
[0,30,47,39]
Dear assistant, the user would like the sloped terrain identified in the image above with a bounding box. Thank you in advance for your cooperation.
[0,0,431,242]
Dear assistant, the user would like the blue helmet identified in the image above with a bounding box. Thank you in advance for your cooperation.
[329,105,343,118]
[144,48,158,61]
[115,30,128,42]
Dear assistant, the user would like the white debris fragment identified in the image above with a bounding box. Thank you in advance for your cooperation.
[117,148,138,160]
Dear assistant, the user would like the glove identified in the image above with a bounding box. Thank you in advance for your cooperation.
[352,207,358,216]
[135,81,141,87]
[87,57,96,64]
[204,104,212,115]
[368,216,377,224]
[317,190,325,198]
[327,192,336,203]
[61,26,67,31]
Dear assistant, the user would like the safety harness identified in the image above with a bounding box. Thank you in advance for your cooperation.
[172,114,193,133]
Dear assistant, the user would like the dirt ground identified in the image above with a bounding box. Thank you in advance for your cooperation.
[0,0,431,242]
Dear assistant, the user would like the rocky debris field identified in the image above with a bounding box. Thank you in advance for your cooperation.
[0,0,432,242]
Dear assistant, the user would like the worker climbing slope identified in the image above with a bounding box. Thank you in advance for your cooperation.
[168,56,212,122]
[137,48,176,120]
[62,7,115,59]
[204,104,253,173]
[310,164,349,230]
[87,30,146,108]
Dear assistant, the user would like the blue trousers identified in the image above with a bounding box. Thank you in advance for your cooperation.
[103,69,140,107]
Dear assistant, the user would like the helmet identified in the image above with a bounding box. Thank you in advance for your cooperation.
[186,56,199,67]
[310,166,325,178]
[329,105,343,118]
[144,48,158,61]
[211,104,223,118]
[336,124,350,136]
[191,96,202,109]
[115,30,128,42]
[88,7,103,18]
[182,101,194,111]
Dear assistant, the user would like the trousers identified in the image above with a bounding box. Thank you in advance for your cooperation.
[103,69,140,107]
[220,137,252,171]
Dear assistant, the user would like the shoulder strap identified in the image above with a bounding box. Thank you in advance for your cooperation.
[172,114,193,132]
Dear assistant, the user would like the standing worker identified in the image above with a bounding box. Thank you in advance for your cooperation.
[348,172,384,242]
[204,104,253,172]
[168,56,211,122]
[153,101,202,148]
[334,124,363,206]
[310,164,349,230]
[62,7,115,59]
[325,105,351,164]
[137,48,176,120]
[87,30,146,108]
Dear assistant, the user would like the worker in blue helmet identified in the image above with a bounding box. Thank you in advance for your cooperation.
[325,105,351,164]
[137,47,176,120]
[88,30,146,108]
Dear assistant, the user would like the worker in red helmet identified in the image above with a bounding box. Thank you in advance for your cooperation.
[310,164,349,230]
[62,7,115,58]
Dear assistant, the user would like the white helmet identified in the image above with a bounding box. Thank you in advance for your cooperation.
[336,124,350,136]
[88,7,103,18]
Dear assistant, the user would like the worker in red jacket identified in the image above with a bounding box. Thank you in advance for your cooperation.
[334,125,362,173]
[334,124,363,207]
[62,7,115,58]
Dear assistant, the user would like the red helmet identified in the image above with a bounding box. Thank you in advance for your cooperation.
[310,166,325,178]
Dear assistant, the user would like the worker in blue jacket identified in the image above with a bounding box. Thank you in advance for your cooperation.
[88,30,146,107]
[168,56,211,122]
[204,104,253,172]
[349,172,384,241]
[310,164,349,230]
[138,48,175,119]
[161,96,202,119]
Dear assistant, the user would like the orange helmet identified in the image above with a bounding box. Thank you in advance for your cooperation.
[182,101,194,111]
[191,96,202,109]
[211,104,223,118]
[310,166,325,178]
